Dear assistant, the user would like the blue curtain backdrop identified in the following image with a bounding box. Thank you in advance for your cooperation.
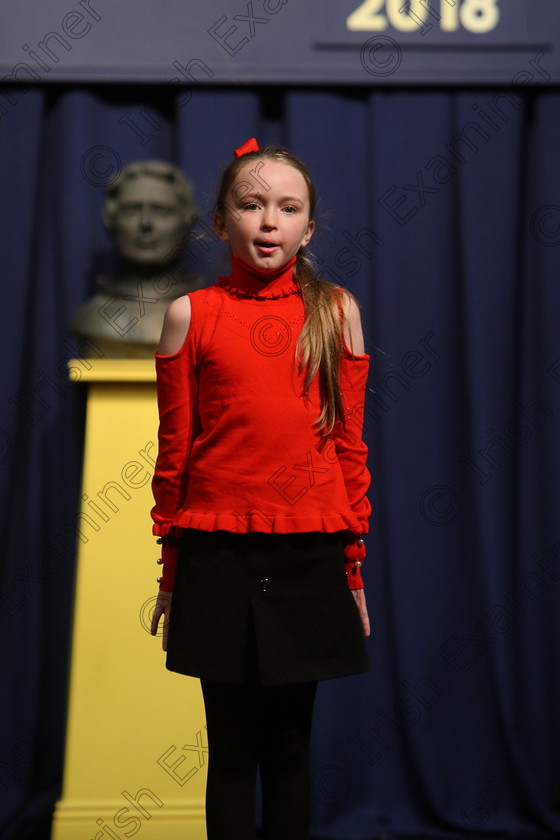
[0,83,559,840]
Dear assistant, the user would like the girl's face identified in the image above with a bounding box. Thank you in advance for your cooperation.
[214,158,315,272]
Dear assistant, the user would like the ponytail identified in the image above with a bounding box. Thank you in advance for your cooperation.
[295,250,350,437]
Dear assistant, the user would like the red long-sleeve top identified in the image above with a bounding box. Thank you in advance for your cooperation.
[151,255,371,590]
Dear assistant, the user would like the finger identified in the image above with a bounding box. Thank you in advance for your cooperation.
[162,609,169,652]
[359,593,370,636]
[352,590,370,637]
[150,604,162,636]
[361,605,370,637]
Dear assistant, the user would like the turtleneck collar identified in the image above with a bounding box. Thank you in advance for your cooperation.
[217,254,299,300]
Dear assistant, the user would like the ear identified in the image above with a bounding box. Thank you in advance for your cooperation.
[213,212,229,243]
[300,219,315,249]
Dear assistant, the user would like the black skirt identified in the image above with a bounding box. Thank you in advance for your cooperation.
[166,529,369,686]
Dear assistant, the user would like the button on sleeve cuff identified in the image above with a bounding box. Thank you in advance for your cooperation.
[158,542,178,591]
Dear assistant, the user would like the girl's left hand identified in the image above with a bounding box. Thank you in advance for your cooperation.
[151,590,173,651]
[351,589,370,637]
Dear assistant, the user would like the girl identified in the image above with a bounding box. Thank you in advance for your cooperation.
[150,138,371,840]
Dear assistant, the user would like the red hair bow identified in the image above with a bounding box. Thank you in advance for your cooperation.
[234,137,259,158]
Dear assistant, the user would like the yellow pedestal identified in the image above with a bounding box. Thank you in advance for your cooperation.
[52,360,207,840]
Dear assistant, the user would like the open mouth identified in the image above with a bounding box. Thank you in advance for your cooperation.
[255,241,279,254]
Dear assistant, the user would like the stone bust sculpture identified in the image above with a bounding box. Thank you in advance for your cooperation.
[69,160,201,357]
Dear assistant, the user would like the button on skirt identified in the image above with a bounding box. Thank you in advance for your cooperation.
[166,529,369,686]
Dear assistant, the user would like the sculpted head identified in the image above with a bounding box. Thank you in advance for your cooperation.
[102,160,197,269]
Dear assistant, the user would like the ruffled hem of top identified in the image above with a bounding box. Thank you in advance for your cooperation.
[172,509,364,535]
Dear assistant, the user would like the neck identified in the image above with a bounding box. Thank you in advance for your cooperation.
[234,254,297,280]
[117,257,184,278]
[218,254,299,300]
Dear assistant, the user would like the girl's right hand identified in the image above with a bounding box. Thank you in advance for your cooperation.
[151,590,173,651]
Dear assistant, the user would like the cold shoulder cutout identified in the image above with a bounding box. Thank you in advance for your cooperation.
[341,293,366,358]
[157,295,192,357]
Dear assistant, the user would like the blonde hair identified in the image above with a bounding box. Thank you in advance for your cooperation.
[215,145,355,436]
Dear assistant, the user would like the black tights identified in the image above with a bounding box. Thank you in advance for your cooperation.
[200,679,318,840]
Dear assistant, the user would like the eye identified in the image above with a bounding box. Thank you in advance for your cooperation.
[282,205,297,214]
[120,204,141,216]
[244,202,260,211]
[153,205,174,217]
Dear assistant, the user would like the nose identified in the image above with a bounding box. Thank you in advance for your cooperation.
[260,206,277,230]
[139,204,153,230]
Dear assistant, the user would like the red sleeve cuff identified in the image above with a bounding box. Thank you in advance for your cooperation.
[157,541,178,591]
[344,538,366,590]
